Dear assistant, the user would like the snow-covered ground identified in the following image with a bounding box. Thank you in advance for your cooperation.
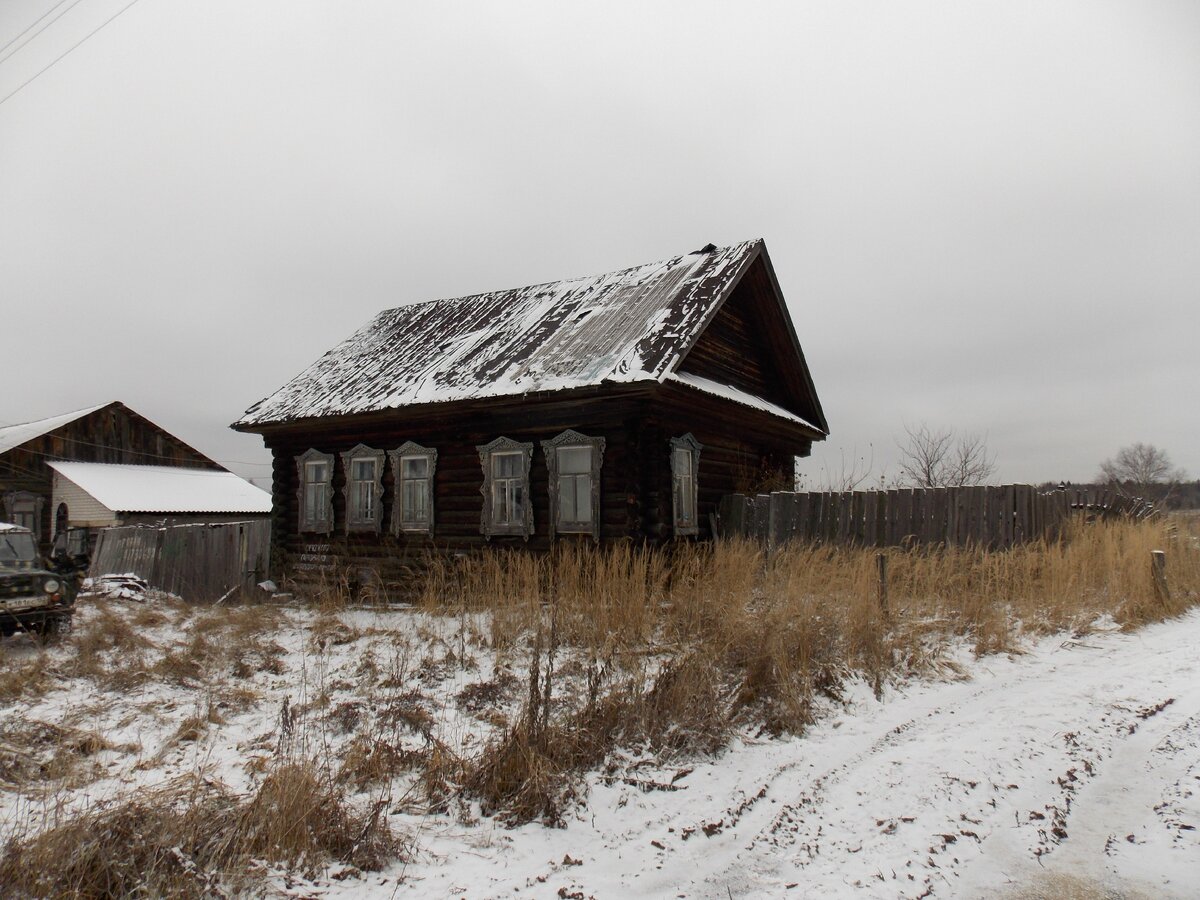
[391,612,1200,900]
[2,603,1197,899]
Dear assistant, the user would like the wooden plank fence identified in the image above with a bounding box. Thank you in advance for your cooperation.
[89,520,271,602]
[716,485,1156,551]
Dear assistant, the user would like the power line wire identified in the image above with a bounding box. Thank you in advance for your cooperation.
[0,0,144,109]
[0,0,89,67]
[0,0,71,56]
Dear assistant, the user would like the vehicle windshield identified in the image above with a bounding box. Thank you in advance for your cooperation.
[0,532,38,563]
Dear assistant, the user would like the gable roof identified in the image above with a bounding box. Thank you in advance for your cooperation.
[234,239,826,434]
[0,403,112,455]
[47,461,271,514]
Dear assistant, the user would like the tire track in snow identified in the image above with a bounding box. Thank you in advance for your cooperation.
[662,621,1200,899]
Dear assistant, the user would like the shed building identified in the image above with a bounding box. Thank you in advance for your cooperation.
[48,461,271,528]
[0,402,224,550]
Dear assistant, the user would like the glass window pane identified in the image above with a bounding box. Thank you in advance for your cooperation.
[494,452,521,477]
[575,474,591,522]
[353,458,375,481]
[355,482,373,519]
[493,481,509,524]
[307,461,327,482]
[678,476,694,522]
[674,448,692,477]
[402,456,428,478]
[403,480,428,523]
[558,477,576,522]
[558,446,591,474]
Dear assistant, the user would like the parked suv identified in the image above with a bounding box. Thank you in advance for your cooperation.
[0,523,78,637]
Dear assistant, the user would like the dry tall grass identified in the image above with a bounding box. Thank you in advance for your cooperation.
[422,518,1199,822]
[0,760,404,897]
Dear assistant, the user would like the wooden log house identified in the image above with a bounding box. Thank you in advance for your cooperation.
[232,239,829,586]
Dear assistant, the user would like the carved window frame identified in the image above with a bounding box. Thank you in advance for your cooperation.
[3,491,44,538]
[670,433,702,537]
[541,429,605,540]
[477,436,534,539]
[341,444,385,534]
[295,448,334,535]
[389,441,437,536]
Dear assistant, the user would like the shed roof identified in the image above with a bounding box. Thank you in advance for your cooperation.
[235,240,788,428]
[0,403,112,455]
[47,461,271,514]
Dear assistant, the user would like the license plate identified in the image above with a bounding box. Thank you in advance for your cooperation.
[1,596,48,610]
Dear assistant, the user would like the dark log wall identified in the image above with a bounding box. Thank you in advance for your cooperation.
[259,386,819,590]
[0,403,220,548]
[677,255,826,432]
[264,392,654,588]
[677,275,792,409]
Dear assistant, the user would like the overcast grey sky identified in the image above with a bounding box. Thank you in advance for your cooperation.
[2,0,1197,488]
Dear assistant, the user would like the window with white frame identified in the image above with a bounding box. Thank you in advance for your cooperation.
[670,434,702,536]
[389,442,437,535]
[295,449,334,534]
[541,429,605,539]
[477,436,533,538]
[341,444,385,533]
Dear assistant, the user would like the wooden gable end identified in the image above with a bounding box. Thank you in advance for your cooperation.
[676,250,828,434]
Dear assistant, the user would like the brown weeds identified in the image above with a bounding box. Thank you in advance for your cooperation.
[0,762,405,898]
[441,518,1199,823]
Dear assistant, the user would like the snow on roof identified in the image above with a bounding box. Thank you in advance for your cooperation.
[0,403,112,455]
[0,522,32,533]
[665,371,821,432]
[235,241,763,427]
[47,462,271,514]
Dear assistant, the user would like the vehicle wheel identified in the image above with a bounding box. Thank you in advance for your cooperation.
[32,616,70,643]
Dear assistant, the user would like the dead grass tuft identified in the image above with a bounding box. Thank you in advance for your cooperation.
[0,762,405,897]
[0,720,134,788]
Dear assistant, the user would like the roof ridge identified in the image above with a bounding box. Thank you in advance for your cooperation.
[375,241,752,315]
[0,401,114,432]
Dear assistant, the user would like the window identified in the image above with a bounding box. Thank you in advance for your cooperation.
[341,444,385,533]
[389,442,437,535]
[670,434,702,536]
[295,449,334,534]
[542,429,605,539]
[3,492,43,537]
[477,436,534,538]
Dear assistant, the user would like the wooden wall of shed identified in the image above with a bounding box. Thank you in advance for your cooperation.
[0,404,220,548]
[260,388,817,590]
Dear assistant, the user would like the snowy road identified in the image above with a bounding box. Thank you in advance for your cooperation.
[389,611,1200,899]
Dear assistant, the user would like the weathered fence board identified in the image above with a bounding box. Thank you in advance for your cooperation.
[89,520,270,602]
[716,485,1155,550]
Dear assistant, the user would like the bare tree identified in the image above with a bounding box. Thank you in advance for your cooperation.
[896,423,996,488]
[814,444,877,491]
[1098,443,1185,496]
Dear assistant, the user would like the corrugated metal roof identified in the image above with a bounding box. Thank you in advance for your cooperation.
[235,241,763,428]
[0,403,112,455]
[47,461,271,514]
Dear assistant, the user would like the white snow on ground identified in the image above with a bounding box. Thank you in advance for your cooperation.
[2,604,1197,899]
